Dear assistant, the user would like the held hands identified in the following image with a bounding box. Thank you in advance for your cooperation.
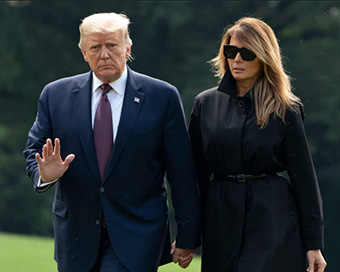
[35,138,75,183]
[307,249,327,272]
[171,241,195,269]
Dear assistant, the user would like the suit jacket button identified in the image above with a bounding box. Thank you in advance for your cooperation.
[96,219,100,225]
[100,187,105,193]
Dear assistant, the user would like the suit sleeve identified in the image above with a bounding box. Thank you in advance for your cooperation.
[23,85,55,192]
[283,108,324,250]
[162,87,201,250]
[188,96,211,213]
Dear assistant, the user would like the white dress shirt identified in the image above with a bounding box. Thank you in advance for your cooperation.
[37,66,128,189]
[91,66,127,141]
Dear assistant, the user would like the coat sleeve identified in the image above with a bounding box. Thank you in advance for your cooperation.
[162,87,201,250]
[188,96,211,212]
[283,108,324,250]
[23,85,55,192]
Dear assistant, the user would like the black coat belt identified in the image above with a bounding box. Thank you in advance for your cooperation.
[210,173,277,183]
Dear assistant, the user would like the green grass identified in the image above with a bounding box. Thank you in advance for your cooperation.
[0,232,57,272]
[0,232,201,271]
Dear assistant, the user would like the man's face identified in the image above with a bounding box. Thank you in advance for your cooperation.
[81,29,131,83]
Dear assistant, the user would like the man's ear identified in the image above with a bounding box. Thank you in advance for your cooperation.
[125,45,132,60]
[81,49,88,62]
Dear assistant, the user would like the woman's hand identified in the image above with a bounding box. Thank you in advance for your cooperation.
[171,241,195,269]
[307,249,327,272]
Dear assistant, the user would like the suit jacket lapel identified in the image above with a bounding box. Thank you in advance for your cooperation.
[71,72,101,184]
[103,68,145,182]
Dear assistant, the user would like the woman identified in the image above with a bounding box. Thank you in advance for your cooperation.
[189,17,326,272]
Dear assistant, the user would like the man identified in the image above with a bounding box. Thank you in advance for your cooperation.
[23,12,201,272]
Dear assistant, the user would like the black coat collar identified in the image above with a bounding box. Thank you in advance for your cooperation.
[217,70,254,101]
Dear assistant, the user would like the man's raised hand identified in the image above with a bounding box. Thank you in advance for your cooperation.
[35,138,75,183]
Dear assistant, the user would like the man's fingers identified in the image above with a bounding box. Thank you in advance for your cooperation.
[35,152,42,164]
[37,138,75,169]
[171,241,176,255]
[46,138,53,154]
[178,252,194,268]
[179,263,189,268]
[179,259,192,268]
[179,253,194,262]
[172,249,181,264]
[173,247,194,267]
[172,253,179,263]
[64,154,75,166]
[42,144,48,159]
[171,246,175,255]
[179,254,194,267]
[54,138,61,156]
[179,260,192,268]
[41,138,53,159]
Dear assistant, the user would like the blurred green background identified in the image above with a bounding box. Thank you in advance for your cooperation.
[1,1,339,271]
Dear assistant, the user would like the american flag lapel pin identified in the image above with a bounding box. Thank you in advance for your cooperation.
[134,97,140,103]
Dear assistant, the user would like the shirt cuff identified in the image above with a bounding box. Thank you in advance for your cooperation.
[36,176,58,192]
[37,176,58,187]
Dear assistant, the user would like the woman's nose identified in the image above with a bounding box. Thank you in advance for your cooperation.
[234,52,243,62]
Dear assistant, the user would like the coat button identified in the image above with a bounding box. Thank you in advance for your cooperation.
[95,219,100,225]
[100,187,105,193]
[238,101,243,108]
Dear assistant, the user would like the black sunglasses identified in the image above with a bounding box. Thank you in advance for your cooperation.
[223,45,257,61]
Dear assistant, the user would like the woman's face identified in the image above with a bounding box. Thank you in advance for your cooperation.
[227,36,263,89]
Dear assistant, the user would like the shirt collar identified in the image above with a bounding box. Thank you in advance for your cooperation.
[92,66,127,96]
[217,70,253,101]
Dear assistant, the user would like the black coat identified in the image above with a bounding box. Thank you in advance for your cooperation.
[188,72,324,272]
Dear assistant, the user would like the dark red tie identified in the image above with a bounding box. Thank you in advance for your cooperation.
[93,83,113,181]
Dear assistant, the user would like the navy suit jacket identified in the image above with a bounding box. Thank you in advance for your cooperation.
[24,67,201,272]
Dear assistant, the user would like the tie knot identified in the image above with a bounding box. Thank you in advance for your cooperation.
[100,84,112,95]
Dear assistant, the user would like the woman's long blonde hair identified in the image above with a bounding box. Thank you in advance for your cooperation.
[209,17,302,128]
